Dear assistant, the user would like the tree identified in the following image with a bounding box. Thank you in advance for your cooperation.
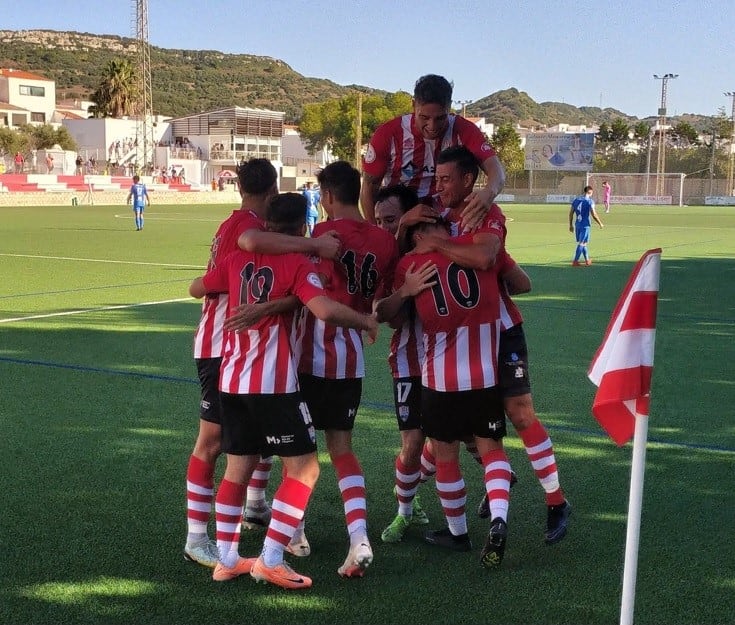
[609,118,630,144]
[671,121,699,146]
[91,59,138,118]
[490,123,524,176]
[632,122,652,142]
[0,125,77,159]
[299,92,412,162]
[23,124,77,151]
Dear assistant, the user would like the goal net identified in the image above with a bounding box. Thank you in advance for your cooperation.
[585,172,685,206]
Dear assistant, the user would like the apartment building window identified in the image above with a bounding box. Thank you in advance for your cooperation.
[11,113,26,126]
[30,112,45,123]
[19,85,46,97]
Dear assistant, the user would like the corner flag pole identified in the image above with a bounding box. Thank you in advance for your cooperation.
[586,248,662,625]
[620,411,649,625]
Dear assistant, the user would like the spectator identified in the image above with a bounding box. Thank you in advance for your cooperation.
[14,152,24,173]
[45,153,54,174]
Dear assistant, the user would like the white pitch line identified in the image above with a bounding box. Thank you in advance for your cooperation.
[0,297,194,324]
[113,213,224,222]
[0,253,202,269]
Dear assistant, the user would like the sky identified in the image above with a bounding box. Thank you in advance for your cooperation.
[3,0,734,119]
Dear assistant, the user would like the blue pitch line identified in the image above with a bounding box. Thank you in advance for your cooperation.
[2,354,732,456]
[1,278,195,301]
[0,355,196,384]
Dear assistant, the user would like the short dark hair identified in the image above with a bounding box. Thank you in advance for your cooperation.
[404,218,451,250]
[236,158,277,195]
[413,74,453,108]
[437,145,479,185]
[317,161,360,205]
[584,185,593,193]
[266,192,306,235]
[375,184,419,214]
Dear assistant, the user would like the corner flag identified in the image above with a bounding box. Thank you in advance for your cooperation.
[587,249,661,446]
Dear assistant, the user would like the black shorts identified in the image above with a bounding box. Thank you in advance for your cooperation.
[421,386,506,443]
[196,357,222,424]
[498,324,532,398]
[298,374,362,431]
[392,376,422,431]
[219,391,317,457]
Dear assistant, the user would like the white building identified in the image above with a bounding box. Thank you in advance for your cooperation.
[0,68,56,127]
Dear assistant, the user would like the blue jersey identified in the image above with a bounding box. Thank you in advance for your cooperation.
[130,182,148,207]
[303,188,320,213]
[571,195,595,227]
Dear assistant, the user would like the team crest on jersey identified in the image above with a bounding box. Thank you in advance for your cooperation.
[402,137,414,150]
[398,405,409,421]
[307,272,323,288]
[481,142,493,154]
[364,144,376,164]
[401,161,416,179]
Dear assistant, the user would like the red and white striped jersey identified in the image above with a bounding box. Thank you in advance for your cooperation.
[396,235,501,392]
[363,114,496,201]
[440,201,507,244]
[441,203,521,330]
[193,210,264,359]
[388,313,424,379]
[202,249,325,394]
[296,218,399,379]
[496,250,524,331]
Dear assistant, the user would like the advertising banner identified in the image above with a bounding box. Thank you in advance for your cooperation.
[525,133,595,171]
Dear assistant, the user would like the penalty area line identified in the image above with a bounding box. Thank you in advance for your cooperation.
[0,297,193,324]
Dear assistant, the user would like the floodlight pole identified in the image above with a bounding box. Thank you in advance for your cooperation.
[724,92,735,196]
[653,74,678,198]
[453,100,472,118]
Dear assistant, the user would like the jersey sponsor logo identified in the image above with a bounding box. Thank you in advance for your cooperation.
[510,352,519,362]
[514,366,524,379]
[307,272,323,288]
[487,419,502,432]
[401,162,416,179]
[200,399,210,411]
[266,435,281,444]
[347,408,357,419]
[364,144,376,164]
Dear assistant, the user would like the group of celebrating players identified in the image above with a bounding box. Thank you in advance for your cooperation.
[182,74,571,591]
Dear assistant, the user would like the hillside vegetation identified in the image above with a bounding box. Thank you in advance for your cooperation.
[0,30,717,129]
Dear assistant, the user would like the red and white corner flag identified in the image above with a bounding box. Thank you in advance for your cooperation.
[587,248,661,446]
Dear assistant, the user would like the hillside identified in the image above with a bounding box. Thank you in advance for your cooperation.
[0,29,375,121]
[468,87,636,127]
[0,30,719,130]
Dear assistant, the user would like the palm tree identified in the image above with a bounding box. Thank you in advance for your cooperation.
[91,59,138,118]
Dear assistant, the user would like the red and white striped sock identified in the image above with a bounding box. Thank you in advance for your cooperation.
[481,449,511,522]
[394,457,421,517]
[246,456,273,507]
[333,452,368,543]
[185,454,214,544]
[215,479,246,568]
[419,442,436,483]
[435,460,467,536]
[518,420,565,505]
[261,477,312,567]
